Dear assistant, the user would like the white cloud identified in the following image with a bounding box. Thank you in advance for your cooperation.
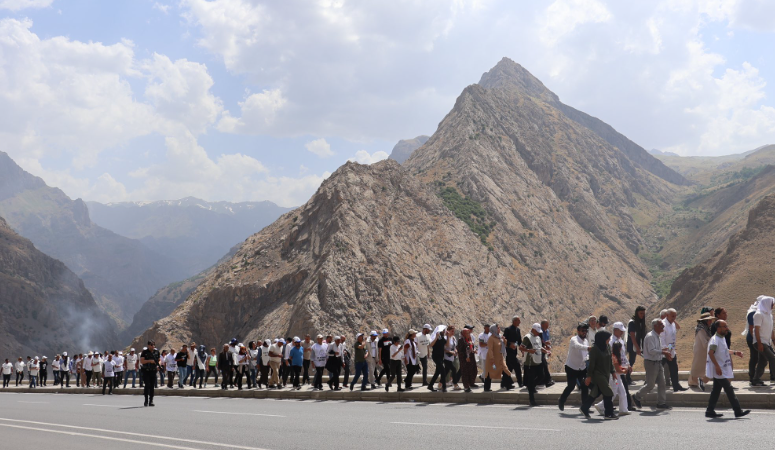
[349,150,389,165]
[0,0,53,11]
[152,2,170,14]
[540,0,612,46]
[304,138,334,158]
[217,89,286,134]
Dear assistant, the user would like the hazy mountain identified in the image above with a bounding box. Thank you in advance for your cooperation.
[0,215,119,358]
[0,152,188,327]
[388,135,430,164]
[134,59,689,367]
[87,197,291,275]
[648,149,680,157]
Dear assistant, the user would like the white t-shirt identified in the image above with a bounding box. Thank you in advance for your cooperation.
[51,360,61,371]
[565,335,588,371]
[753,311,774,345]
[92,356,102,371]
[269,344,283,363]
[113,356,124,372]
[404,339,418,365]
[662,319,677,357]
[29,362,39,376]
[104,360,115,377]
[126,354,138,370]
[390,343,404,361]
[165,353,178,372]
[478,332,491,359]
[706,334,733,379]
[311,343,328,367]
[2,362,12,375]
[416,333,431,358]
[15,361,25,372]
[83,357,93,371]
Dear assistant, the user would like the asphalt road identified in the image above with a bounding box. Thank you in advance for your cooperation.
[0,392,766,450]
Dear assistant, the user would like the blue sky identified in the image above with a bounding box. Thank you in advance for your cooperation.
[1,0,775,206]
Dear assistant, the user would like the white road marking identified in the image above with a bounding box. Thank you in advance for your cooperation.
[18,401,49,404]
[194,410,285,417]
[391,421,559,431]
[82,403,133,408]
[0,418,271,450]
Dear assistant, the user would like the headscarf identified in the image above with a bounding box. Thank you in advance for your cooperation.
[757,296,774,315]
[695,319,712,338]
[593,331,611,352]
[429,325,447,341]
[198,345,207,364]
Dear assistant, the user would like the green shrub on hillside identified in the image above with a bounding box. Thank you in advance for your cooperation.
[438,187,495,248]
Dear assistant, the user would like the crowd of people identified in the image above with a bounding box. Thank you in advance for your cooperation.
[4,296,774,419]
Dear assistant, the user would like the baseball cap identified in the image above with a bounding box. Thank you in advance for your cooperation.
[423,324,432,330]
[382,328,389,334]
[532,323,542,333]
[130,348,135,352]
[370,330,378,336]
[613,322,627,333]
[293,337,301,343]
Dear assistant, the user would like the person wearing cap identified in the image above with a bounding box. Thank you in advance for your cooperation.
[385,336,405,392]
[627,306,647,385]
[376,329,392,385]
[311,335,328,390]
[326,336,343,390]
[610,322,634,412]
[351,333,370,391]
[522,324,547,406]
[690,312,716,390]
[2,359,12,388]
[124,348,139,389]
[417,325,432,386]
[289,338,304,389]
[39,356,48,387]
[113,351,124,389]
[558,323,590,411]
[60,352,70,387]
[302,335,313,385]
[477,324,491,382]
[218,344,234,390]
[140,341,160,406]
[503,316,524,387]
[367,331,380,388]
[633,318,671,410]
[28,357,39,389]
[403,330,420,390]
[268,339,283,389]
[91,352,103,388]
[706,320,750,418]
[83,352,93,388]
[458,325,478,392]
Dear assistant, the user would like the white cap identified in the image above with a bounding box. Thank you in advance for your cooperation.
[130,348,135,352]
[119,351,123,355]
[62,352,67,356]
[293,337,301,343]
[613,322,627,333]
[42,356,47,359]
[143,347,147,351]
[382,328,389,334]
[532,323,542,333]
[423,324,432,330]
[370,330,378,336]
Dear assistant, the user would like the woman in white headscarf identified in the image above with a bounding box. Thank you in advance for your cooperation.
[751,296,775,386]
[744,296,768,382]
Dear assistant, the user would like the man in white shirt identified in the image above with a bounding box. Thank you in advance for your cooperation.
[558,323,590,411]
[60,352,70,388]
[83,353,93,388]
[102,354,116,395]
[268,340,283,389]
[51,356,61,386]
[92,353,103,387]
[2,359,12,388]
[478,324,491,382]
[124,349,139,388]
[633,319,671,409]
[706,320,750,418]
[752,296,775,386]
[417,324,432,386]
[114,351,124,389]
[310,335,328,390]
[661,309,686,391]
[14,357,25,386]
[366,331,379,389]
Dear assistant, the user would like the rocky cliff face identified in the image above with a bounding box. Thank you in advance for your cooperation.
[0,151,189,326]
[135,60,691,364]
[388,135,430,164]
[0,216,119,358]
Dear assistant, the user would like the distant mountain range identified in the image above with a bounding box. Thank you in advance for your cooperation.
[388,135,430,164]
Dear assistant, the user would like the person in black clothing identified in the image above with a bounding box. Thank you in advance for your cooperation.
[503,316,524,387]
[427,326,456,392]
[375,330,392,385]
[39,357,48,387]
[326,336,343,390]
[626,305,646,385]
[175,346,188,388]
[218,345,233,390]
[710,308,732,348]
[139,341,160,407]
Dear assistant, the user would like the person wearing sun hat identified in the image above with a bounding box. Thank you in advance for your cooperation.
[690,312,716,391]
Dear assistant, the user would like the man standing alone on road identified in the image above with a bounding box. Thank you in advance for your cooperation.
[140,341,159,406]
[705,320,750,418]
[633,319,671,410]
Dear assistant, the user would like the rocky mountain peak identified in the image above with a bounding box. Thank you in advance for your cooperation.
[478,57,559,103]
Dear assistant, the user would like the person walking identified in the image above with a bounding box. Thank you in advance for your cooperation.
[165,347,178,388]
[205,348,219,388]
[51,355,60,386]
[633,319,671,410]
[59,352,70,388]
[627,306,647,385]
[540,320,554,387]
[690,313,715,391]
[257,341,270,389]
[340,336,351,388]
[326,336,343,390]
[91,352,103,388]
[185,342,196,387]
[580,331,616,420]
[751,296,775,387]
[289,338,304,389]
[301,335,313,386]
[235,344,249,390]
[386,336,405,392]
[350,333,370,391]
[427,325,449,392]
[403,330,420,389]
[376,329,392,386]
[745,298,762,383]
[193,345,207,389]
[558,323,590,411]
[175,345,189,388]
[705,320,750,418]
[157,349,166,388]
[38,356,48,387]
[610,322,635,412]
[83,352,93,388]
[522,324,546,406]
[417,325,432,386]
[15,357,25,386]
[311,335,327,390]
[140,341,159,406]
[102,354,115,395]
[367,331,380,389]
[484,324,514,394]
[113,351,124,389]
[28,357,39,389]
[2,359,12,388]
[124,349,138,388]
[477,324,491,382]
[218,344,233,390]
[662,309,686,391]
[503,316,524,387]
[458,325,478,392]
[268,339,283,389]
[595,340,630,416]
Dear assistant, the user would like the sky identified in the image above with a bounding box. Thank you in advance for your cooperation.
[1,0,775,207]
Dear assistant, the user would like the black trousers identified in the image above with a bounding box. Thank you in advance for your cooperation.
[40,370,47,386]
[220,368,232,389]
[258,365,269,387]
[377,359,391,384]
[405,363,419,388]
[302,360,311,384]
[60,370,70,387]
[484,373,514,390]
[15,371,23,386]
[506,349,524,386]
[582,391,613,416]
[114,372,123,388]
[327,366,340,389]
[205,367,218,385]
[343,364,350,386]
[707,378,743,414]
[102,376,113,395]
[387,360,403,389]
[142,370,155,402]
[85,370,92,387]
[663,356,682,390]
[524,365,541,403]
[313,365,324,389]
[541,354,552,384]
[559,365,589,406]
[2,374,10,388]
[291,366,302,387]
[747,340,759,381]
[627,351,637,383]
[234,367,244,389]
[428,359,455,390]
[419,357,428,385]
[280,361,289,385]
